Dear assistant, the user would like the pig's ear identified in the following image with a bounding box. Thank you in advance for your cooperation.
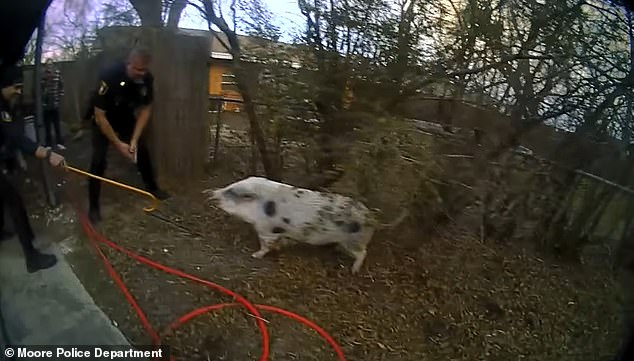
[225,186,258,200]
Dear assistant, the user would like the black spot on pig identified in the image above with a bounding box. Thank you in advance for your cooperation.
[272,227,286,234]
[263,201,276,217]
[345,221,361,233]
[282,217,291,224]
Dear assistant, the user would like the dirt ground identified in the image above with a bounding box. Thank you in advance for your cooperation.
[14,116,628,361]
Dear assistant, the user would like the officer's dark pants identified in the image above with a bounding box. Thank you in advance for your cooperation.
[81,103,94,130]
[43,108,63,146]
[0,172,37,255]
[614,323,634,361]
[2,154,18,175]
[88,123,158,212]
[614,267,634,361]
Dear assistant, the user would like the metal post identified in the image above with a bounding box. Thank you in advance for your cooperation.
[33,7,57,207]
[213,99,222,164]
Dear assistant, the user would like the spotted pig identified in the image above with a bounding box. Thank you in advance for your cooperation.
[204,176,408,274]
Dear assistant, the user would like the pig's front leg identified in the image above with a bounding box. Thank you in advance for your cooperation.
[252,234,280,259]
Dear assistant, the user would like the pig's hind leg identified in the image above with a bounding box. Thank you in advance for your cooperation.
[338,240,368,274]
[338,230,374,274]
[252,234,281,259]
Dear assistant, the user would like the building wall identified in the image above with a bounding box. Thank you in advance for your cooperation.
[208,62,224,95]
[208,59,243,112]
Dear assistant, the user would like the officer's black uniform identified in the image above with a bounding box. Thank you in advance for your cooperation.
[82,90,96,128]
[0,66,57,273]
[88,62,168,223]
[615,332,634,361]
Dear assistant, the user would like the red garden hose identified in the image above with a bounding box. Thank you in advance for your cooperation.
[61,175,346,361]
[162,304,346,361]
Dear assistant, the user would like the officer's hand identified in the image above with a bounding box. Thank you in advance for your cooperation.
[129,139,137,154]
[129,140,138,163]
[48,152,66,167]
[115,141,135,162]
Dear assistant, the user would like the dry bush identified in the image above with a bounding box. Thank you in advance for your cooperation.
[320,116,454,230]
[212,104,625,260]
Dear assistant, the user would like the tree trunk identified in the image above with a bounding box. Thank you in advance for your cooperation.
[236,71,277,178]
[201,3,279,179]
[166,0,187,28]
[129,0,163,27]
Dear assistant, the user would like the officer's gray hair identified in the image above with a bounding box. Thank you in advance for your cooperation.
[128,46,152,63]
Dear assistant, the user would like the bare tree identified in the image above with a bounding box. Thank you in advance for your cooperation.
[166,0,188,27]
[128,0,163,26]
[124,0,189,27]
[189,0,279,179]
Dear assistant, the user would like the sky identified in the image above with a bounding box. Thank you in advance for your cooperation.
[179,0,305,36]
[37,0,306,57]
[45,0,305,39]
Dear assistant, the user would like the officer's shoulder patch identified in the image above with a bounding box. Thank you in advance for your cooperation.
[1,111,12,123]
[98,80,109,95]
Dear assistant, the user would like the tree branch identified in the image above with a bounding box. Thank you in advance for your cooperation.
[166,0,188,28]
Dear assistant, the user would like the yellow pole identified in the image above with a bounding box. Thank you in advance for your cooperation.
[63,165,159,212]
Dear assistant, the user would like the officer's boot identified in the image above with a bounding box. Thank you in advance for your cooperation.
[24,248,57,273]
[17,234,57,273]
[0,205,13,242]
[149,188,170,201]
[0,230,14,242]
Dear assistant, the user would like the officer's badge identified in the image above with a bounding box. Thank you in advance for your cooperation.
[140,86,147,97]
[98,80,109,95]
[1,111,12,123]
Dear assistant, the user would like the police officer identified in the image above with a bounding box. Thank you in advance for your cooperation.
[88,46,169,224]
[0,65,66,273]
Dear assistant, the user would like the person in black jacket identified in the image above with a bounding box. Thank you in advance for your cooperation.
[0,65,66,273]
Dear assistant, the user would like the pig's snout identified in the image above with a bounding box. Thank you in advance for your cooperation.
[203,188,222,203]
